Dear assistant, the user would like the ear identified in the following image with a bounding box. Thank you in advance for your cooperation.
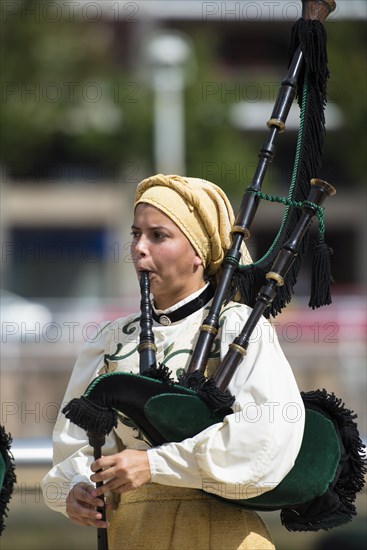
[193,254,203,267]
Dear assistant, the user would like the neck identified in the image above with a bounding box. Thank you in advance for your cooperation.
[154,282,207,311]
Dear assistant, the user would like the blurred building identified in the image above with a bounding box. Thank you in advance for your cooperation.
[1,0,366,307]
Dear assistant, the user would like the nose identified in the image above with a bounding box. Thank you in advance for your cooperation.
[132,234,148,258]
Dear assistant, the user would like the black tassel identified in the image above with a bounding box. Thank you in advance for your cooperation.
[178,370,208,390]
[230,265,267,313]
[197,378,235,413]
[0,425,16,535]
[179,371,235,413]
[232,18,330,316]
[280,389,367,531]
[142,363,175,384]
[62,397,118,435]
[309,240,333,309]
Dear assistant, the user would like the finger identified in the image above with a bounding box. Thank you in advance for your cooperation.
[80,493,106,508]
[90,467,118,483]
[91,456,115,472]
[92,479,119,497]
[68,501,107,525]
[74,486,106,508]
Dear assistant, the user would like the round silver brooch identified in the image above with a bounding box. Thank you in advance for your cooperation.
[159,315,171,326]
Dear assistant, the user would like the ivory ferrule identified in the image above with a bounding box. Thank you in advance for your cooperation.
[231,225,251,239]
[229,343,247,356]
[266,272,285,286]
[310,178,336,197]
[267,118,285,133]
[138,342,157,352]
[200,324,218,335]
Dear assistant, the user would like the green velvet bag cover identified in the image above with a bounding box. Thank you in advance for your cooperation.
[144,394,340,509]
[63,373,366,531]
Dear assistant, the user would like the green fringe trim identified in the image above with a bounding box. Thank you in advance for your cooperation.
[179,370,235,412]
[281,389,367,531]
[0,426,16,535]
[62,397,118,436]
[142,363,175,384]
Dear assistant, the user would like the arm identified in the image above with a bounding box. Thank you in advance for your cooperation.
[146,307,305,499]
[41,321,121,516]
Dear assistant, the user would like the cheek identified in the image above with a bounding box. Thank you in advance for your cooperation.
[156,245,181,272]
[130,241,140,264]
[155,240,198,272]
[179,244,199,270]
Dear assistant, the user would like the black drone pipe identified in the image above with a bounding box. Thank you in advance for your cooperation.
[213,179,335,390]
[186,0,337,377]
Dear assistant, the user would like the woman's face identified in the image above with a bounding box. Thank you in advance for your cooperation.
[131,203,205,310]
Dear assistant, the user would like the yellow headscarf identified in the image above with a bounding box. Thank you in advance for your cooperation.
[134,174,251,275]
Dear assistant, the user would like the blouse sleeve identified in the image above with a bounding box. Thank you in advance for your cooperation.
[147,307,305,500]
[41,321,120,516]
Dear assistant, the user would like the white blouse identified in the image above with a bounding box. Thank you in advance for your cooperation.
[41,288,305,515]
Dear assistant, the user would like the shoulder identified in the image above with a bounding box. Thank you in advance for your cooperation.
[219,301,252,324]
[218,301,276,343]
[219,300,276,326]
[78,312,140,354]
[107,312,141,340]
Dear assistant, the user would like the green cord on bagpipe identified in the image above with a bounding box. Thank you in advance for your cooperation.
[232,21,333,316]
[183,7,336,380]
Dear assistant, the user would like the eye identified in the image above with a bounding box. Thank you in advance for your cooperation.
[130,230,141,239]
[153,231,166,240]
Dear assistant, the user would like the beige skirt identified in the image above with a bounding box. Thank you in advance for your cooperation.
[108,483,275,550]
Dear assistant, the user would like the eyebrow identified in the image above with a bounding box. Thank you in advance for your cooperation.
[131,224,170,231]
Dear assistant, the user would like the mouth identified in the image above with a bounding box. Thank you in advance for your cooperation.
[138,268,154,278]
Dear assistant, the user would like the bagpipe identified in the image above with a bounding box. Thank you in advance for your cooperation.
[63,1,366,547]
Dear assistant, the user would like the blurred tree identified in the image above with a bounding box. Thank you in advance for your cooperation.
[323,21,367,188]
[1,0,153,184]
[185,27,259,201]
[184,20,366,196]
[1,2,365,193]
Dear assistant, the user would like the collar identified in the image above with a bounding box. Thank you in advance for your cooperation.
[152,284,214,326]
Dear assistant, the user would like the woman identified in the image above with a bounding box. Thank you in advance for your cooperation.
[42,174,305,550]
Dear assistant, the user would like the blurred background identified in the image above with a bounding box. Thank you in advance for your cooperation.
[1,1,366,549]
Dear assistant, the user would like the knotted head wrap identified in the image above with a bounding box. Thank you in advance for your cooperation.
[134,174,251,276]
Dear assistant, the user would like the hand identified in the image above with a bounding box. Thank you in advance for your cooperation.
[90,449,151,497]
[66,482,111,528]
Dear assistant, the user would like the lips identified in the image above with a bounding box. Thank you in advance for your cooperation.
[138,268,155,278]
